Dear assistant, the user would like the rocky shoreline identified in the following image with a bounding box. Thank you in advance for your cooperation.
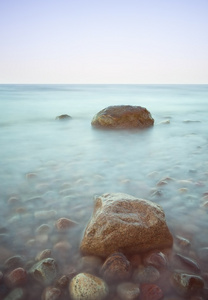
[1,188,208,300]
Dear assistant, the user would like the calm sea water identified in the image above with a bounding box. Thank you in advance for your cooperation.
[0,84,208,298]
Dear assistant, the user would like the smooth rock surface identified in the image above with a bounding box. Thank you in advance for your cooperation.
[80,193,173,257]
[91,105,154,129]
[101,252,131,283]
[69,273,108,300]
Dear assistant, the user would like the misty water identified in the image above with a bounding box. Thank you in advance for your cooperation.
[0,84,208,299]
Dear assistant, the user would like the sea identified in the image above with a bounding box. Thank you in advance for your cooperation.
[0,84,208,298]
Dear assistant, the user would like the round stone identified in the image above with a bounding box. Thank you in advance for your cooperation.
[101,252,131,283]
[5,268,27,287]
[91,105,154,129]
[69,273,109,300]
[42,287,61,300]
[117,282,140,300]
[55,217,77,231]
[140,283,163,300]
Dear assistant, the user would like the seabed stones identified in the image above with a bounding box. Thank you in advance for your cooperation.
[69,273,109,300]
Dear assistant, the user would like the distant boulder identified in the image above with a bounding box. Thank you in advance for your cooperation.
[91,105,154,129]
[55,114,71,120]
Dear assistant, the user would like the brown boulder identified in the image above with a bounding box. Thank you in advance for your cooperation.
[80,193,173,258]
[91,105,154,129]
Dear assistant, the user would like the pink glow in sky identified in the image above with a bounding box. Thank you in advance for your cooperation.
[0,0,208,83]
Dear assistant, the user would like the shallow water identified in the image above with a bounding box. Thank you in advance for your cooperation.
[0,84,208,299]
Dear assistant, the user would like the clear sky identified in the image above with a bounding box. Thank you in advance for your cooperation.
[0,0,208,84]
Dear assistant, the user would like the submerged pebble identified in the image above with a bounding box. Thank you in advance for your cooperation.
[140,283,163,300]
[133,265,160,283]
[55,217,77,231]
[171,271,204,296]
[5,268,27,287]
[101,252,131,283]
[29,258,58,286]
[69,272,109,300]
[42,286,61,300]
[117,282,140,300]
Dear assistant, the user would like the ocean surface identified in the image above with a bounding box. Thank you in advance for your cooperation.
[0,84,208,298]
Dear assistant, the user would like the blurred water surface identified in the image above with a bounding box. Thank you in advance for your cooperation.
[0,84,208,254]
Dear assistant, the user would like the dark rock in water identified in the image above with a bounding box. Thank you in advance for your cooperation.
[80,193,173,258]
[143,251,168,269]
[171,271,204,296]
[91,105,154,129]
[29,258,58,285]
[100,252,131,283]
[5,267,27,287]
[4,255,26,271]
[140,283,163,300]
[55,114,71,120]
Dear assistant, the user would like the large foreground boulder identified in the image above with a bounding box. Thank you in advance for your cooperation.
[91,105,154,129]
[80,193,173,257]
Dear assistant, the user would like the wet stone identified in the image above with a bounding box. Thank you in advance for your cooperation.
[69,272,109,300]
[91,105,154,129]
[175,235,191,248]
[80,193,173,257]
[140,283,164,300]
[171,271,204,296]
[55,217,77,231]
[53,241,72,259]
[55,114,71,120]
[55,275,69,289]
[8,196,20,206]
[29,258,58,286]
[100,252,131,283]
[143,251,167,269]
[5,267,27,287]
[35,224,51,235]
[42,286,61,300]
[4,256,26,271]
[35,249,52,261]
[133,265,160,283]
[117,282,140,300]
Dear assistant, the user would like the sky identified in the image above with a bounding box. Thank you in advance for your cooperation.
[0,0,208,84]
